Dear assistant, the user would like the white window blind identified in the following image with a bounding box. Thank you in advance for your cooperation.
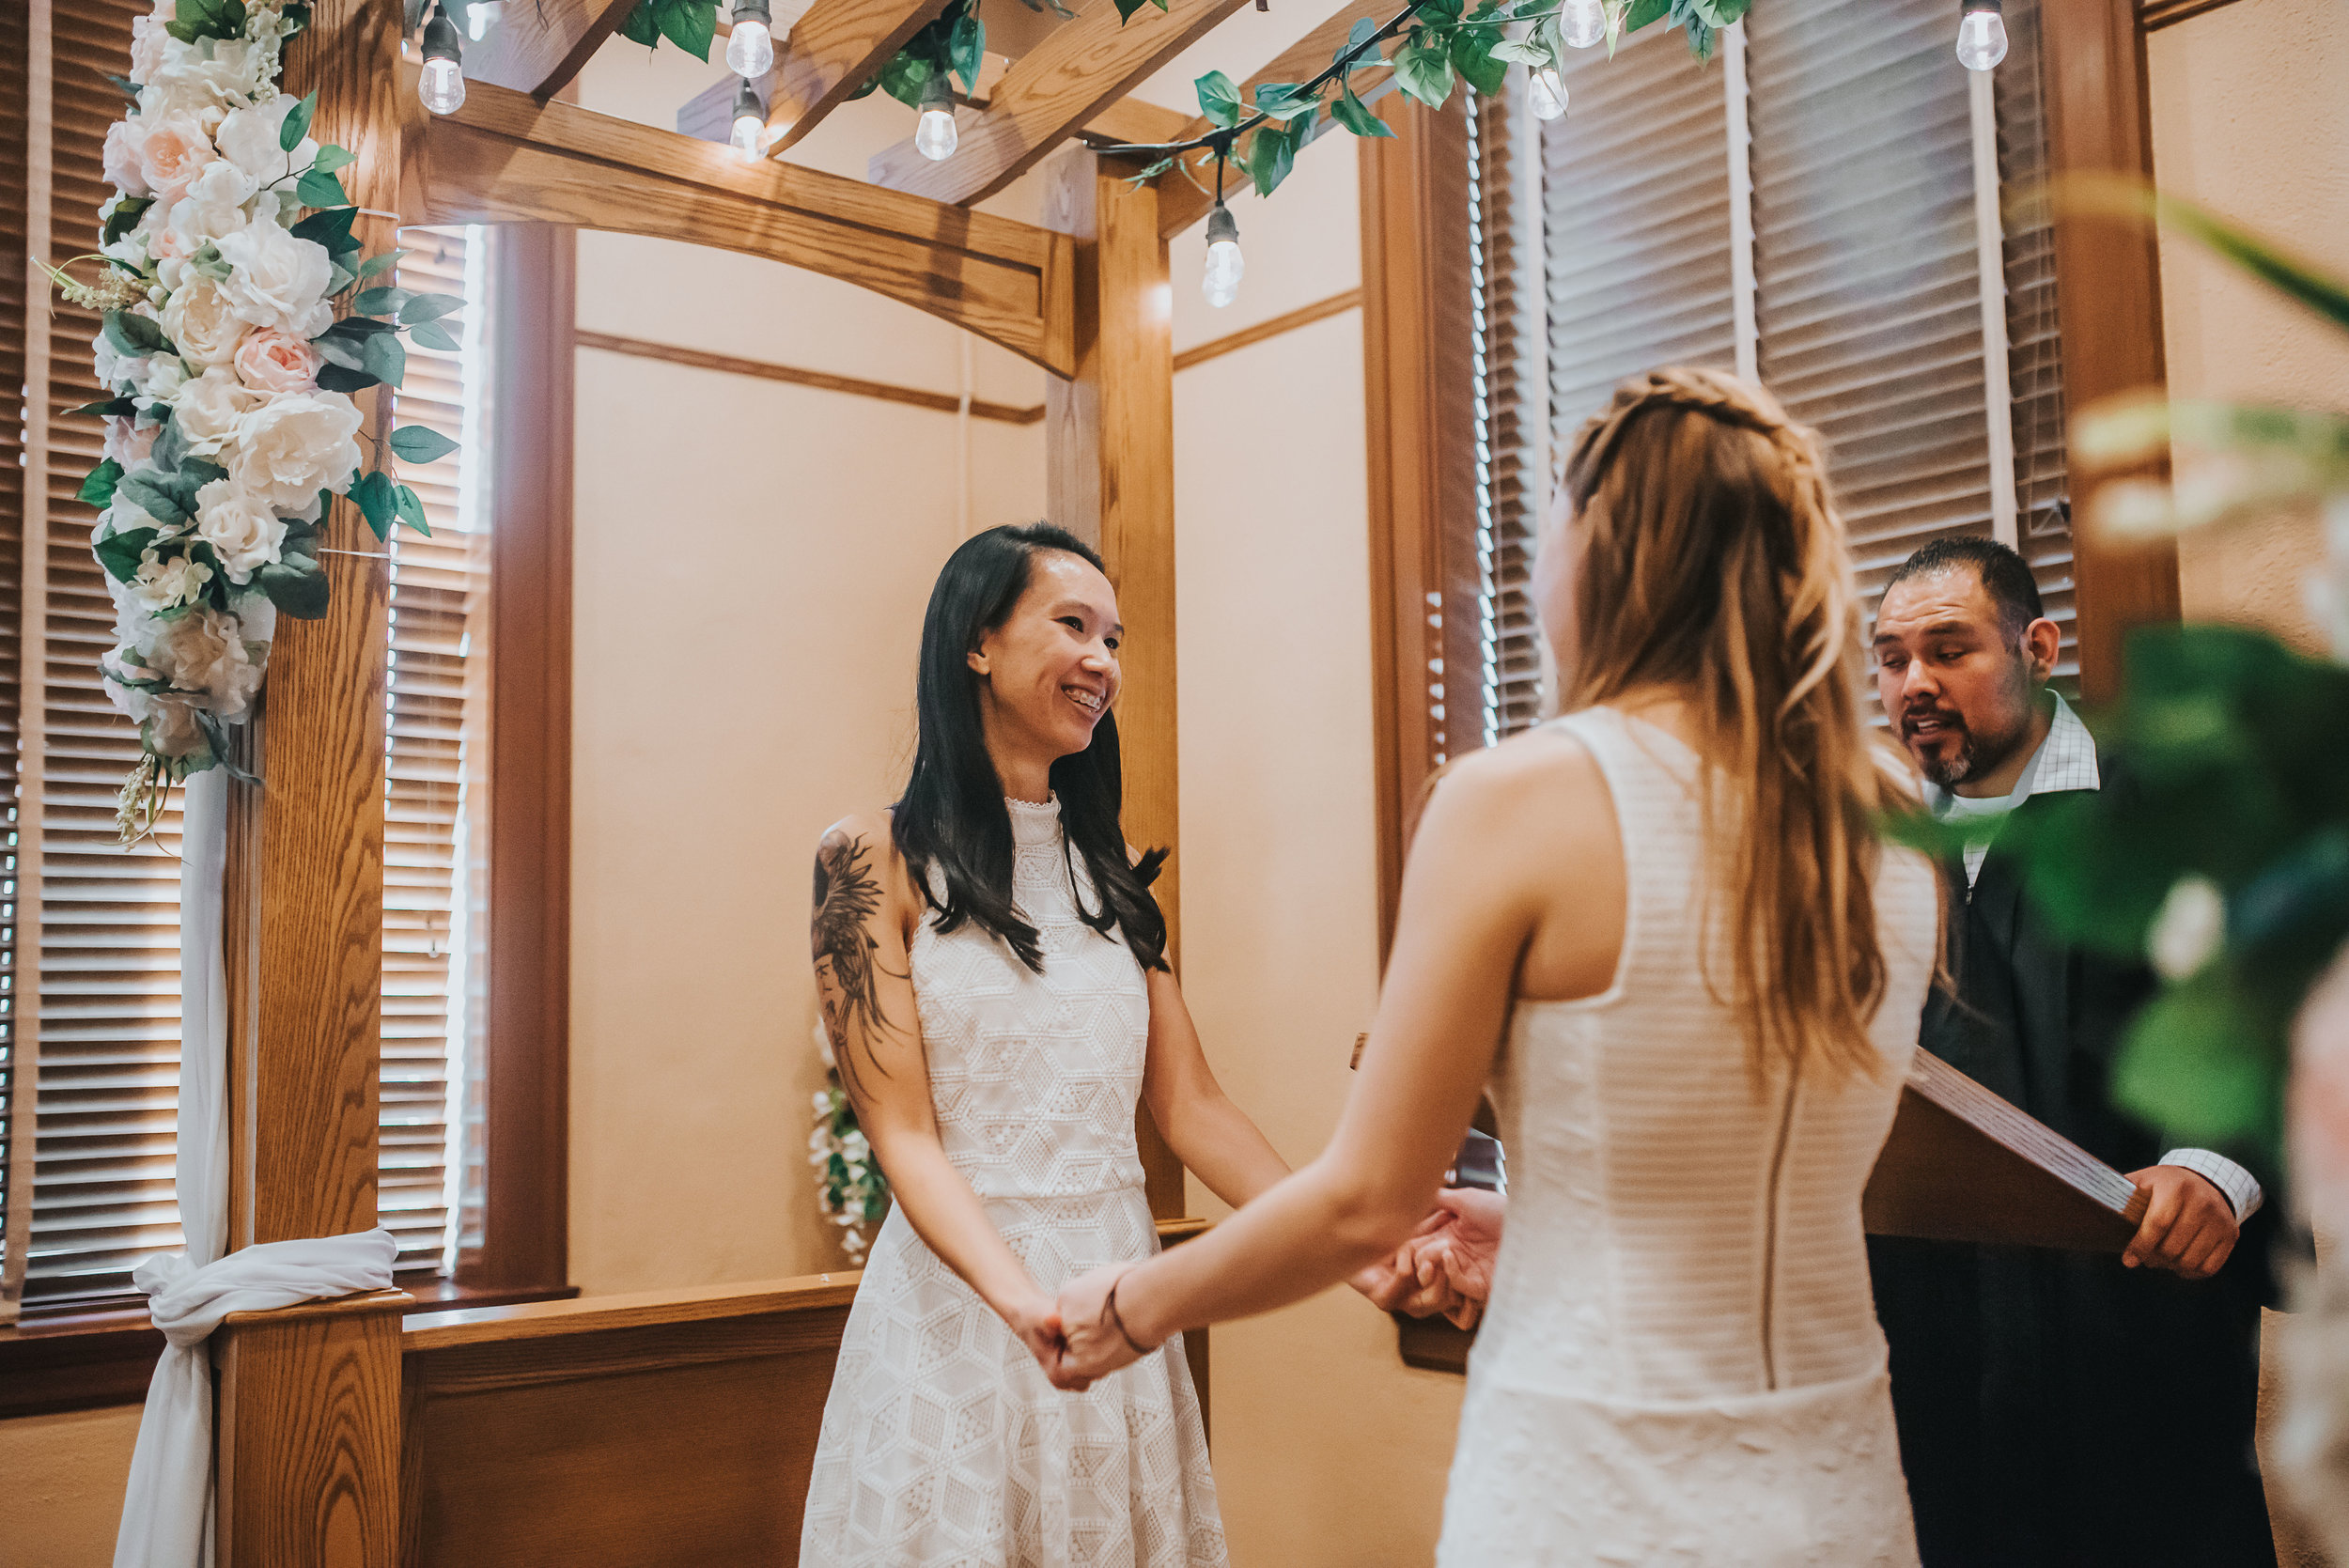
[0,20,497,1302]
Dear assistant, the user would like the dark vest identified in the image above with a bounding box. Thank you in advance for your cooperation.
[1868,767,2281,1568]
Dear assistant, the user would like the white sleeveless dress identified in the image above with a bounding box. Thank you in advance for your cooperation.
[799,795,1227,1568]
[1437,708,1938,1567]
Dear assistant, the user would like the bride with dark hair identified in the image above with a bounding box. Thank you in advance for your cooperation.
[798,523,1290,1567]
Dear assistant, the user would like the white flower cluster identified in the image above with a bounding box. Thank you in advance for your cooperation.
[90,0,364,770]
[810,1022,890,1263]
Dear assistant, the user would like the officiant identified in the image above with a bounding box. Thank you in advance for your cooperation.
[1862,537,2279,1568]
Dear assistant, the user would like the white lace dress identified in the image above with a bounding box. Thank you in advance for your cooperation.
[799,795,1227,1568]
[1437,708,1938,1566]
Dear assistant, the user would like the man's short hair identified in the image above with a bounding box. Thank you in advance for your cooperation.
[1882,536,2044,640]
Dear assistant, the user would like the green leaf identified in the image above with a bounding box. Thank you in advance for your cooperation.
[257,554,331,619]
[879,50,934,108]
[1193,70,1242,130]
[95,525,161,584]
[102,309,173,358]
[408,318,460,353]
[353,287,410,318]
[356,249,408,281]
[1251,82,1321,121]
[290,206,359,252]
[2151,191,2349,336]
[618,0,660,46]
[115,472,190,527]
[79,459,125,509]
[393,484,431,537]
[295,168,350,209]
[317,362,381,396]
[102,196,154,247]
[1413,0,1462,22]
[362,330,408,389]
[657,0,717,61]
[1338,16,1382,70]
[281,91,319,152]
[311,144,355,175]
[1452,29,1510,95]
[70,396,138,420]
[1243,121,1295,198]
[949,10,986,93]
[398,291,464,325]
[1625,0,1669,30]
[282,1,312,35]
[348,470,397,541]
[149,413,190,475]
[1487,38,1548,64]
[165,0,247,44]
[1111,0,1167,21]
[388,425,461,465]
[1392,40,1455,107]
[1693,0,1750,21]
[101,72,141,102]
[190,242,233,283]
[2113,971,2282,1157]
[1328,89,1393,139]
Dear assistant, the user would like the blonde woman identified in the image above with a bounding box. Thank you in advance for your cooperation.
[1043,369,1942,1565]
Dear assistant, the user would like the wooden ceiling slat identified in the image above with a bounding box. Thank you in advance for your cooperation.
[1154,0,1398,238]
[461,0,643,99]
[866,0,1253,206]
[761,0,957,154]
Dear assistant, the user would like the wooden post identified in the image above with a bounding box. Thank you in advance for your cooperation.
[1041,148,1186,1220]
[2042,0,2179,701]
[213,0,404,1560]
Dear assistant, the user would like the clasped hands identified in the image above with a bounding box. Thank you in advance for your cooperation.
[1019,1188,1508,1393]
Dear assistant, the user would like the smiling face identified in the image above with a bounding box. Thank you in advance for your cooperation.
[1872,566,2058,792]
[967,548,1123,782]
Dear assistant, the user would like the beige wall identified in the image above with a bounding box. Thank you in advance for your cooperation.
[2146,0,2349,649]
[1169,143,1467,1565]
[0,1407,142,1568]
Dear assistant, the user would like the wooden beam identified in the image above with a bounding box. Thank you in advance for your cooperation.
[1151,0,1401,238]
[461,0,639,99]
[1041,148,1183,1217]
[871,0,1253,206]
[579,329,1050,422]
[762,0,956,154]
[215,0,402,1560]
[2043,0,2177,701]
[1173,286,1361,371]
[401,72,1078,376]
[677,61,1190,150]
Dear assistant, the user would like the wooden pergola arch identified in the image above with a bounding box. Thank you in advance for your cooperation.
[199,0,2182,1557]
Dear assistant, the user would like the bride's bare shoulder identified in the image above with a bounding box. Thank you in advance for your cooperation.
[1419,724,1614,864]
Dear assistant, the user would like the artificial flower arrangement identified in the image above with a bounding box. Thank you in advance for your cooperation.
[49,0,459,842]
[810,1021,891,1263]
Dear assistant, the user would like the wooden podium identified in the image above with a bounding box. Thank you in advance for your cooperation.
[1395,1050,2151,1373]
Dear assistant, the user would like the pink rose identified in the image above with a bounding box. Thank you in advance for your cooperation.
[103,119,152,197]
[138,116,215,205]
[233,329,321,395]
[103,417,158,470]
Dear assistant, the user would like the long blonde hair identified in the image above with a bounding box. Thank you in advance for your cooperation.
[1559,366,1906,1082]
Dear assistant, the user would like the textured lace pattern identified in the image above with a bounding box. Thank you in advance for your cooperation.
[1439,708,1937,1567]
[801,797,1227,1568]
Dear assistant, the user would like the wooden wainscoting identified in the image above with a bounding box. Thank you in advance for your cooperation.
[398,1273,858,1567]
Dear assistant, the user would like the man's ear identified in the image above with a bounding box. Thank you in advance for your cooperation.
[2023,616,2061,682]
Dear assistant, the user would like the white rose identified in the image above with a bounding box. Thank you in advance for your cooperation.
[140,37,264,121]
[170,366,262,455]
[103,416,158,470]
[2148,874,2227,981]
[127,547,215,615]
[160,277,249,369]
[213,221,332,338]
[93,329,131,392]
[152,607,264,719]
[214,95,318,184]
[102,118,152,196]
[192,476,287,583]
[134,112,217,204]
[137,354,190,403]
[172,158,257,241]
[230,391,364,509]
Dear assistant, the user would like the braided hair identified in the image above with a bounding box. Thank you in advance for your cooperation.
[1557,366,1909,1084]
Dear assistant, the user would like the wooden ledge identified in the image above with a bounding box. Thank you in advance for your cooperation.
[1156,1216,1211,1246]
[220,1289,414,1332]
[405,1271,863,1352]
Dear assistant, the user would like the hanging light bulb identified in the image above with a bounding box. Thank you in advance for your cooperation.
[1560,0,1606,49]
[1954,0,2007,70]
[418,4,466,116]
[1202,202,1244,309]
[1527,65,1567,121]
[730,77,767,158]
[915,73,958,162]
[465,0,502,41]
[726,0,775,78]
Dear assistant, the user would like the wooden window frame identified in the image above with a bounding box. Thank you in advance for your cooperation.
[0,224,580,1417]
[1361,0,2176,944]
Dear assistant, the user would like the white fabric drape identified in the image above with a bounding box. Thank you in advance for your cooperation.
[112,769,397,1568]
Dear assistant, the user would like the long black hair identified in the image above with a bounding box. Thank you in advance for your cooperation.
[892,523,1169,972]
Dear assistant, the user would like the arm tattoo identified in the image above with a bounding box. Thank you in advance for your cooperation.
[812,831,905,1099]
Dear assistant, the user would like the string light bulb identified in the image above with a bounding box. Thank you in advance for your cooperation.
[465,0,502,40]
[915,73,958,162]
[731,77,767,158]
[726,0,775,78]
[1527,65,1567,121]
[1561,0,1606,49]
[418,4,466,116]
[1955,0,2007,70]
[1203,201,1244,309]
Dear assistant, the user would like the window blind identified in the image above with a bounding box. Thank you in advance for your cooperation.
[383,227,493,1275]
[0,3,31,1322]
[9,23,498,1302]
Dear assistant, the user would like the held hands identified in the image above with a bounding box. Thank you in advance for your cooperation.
[1030,1262,1150,1392]
[1353,1188,1507,1329]
[2122,1165,2239,1280]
